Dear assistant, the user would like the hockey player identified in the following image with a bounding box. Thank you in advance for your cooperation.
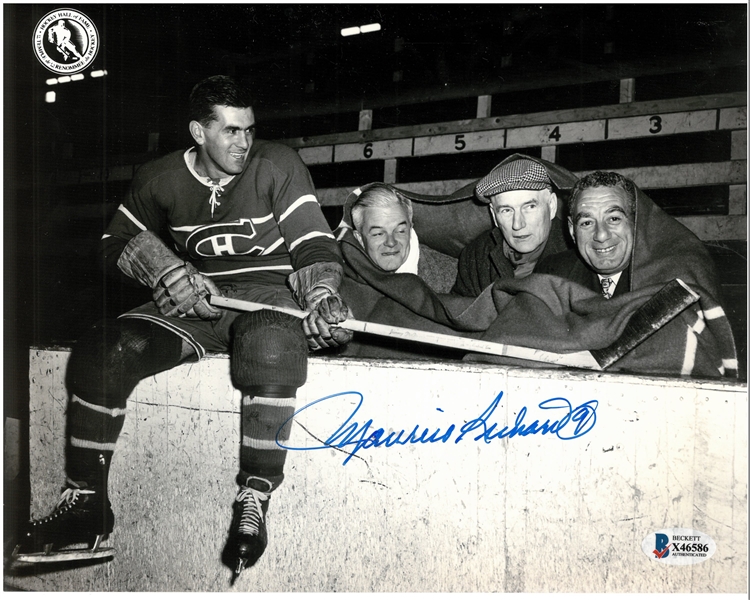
[12,76,352,577]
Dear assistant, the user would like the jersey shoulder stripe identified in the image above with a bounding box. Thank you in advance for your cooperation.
[288,230,335,251]
[117,205,148,231]
[279,194,318,222]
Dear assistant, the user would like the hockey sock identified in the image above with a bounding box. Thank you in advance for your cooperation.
[66,318,184,486]
[65,449,112,491]
[240,395,297,490]
[231,310,308,491]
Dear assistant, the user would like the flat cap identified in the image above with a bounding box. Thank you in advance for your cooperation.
[475,158,552,202]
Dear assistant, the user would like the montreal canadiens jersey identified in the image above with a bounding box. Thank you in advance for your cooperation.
[102,140,341,287]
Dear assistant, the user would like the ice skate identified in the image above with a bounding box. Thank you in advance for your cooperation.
[226,477,272,581]
[11,485,115,565]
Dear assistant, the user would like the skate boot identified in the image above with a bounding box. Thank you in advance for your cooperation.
[228,477,272,580]
[12,483,115,565]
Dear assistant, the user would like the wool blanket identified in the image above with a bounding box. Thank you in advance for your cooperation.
[333,164,737,379]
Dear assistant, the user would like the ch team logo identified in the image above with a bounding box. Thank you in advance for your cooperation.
[641,528,716,565]
[33,9,99,74]
[186,219,266,258]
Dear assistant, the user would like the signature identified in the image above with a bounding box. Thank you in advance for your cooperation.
[280,391,598,465]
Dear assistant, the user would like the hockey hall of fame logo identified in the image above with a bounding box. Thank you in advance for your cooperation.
[33,9,99,74]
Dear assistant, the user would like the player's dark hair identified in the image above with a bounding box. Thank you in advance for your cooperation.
[189,75,254,126]
[568,171,636,217]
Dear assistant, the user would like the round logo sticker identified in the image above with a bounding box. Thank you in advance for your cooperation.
[641,528,716,565]
[32,8,99,74]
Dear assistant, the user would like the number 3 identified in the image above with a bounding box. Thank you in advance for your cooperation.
[649,116,662,134]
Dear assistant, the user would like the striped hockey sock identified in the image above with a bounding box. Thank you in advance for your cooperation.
[65,318,185,488]
[231,309,308,491]
[67,394,125,488]
[239,394,297,491]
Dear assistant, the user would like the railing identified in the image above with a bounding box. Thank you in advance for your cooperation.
[43,91,746,241]
[289,91,746,242]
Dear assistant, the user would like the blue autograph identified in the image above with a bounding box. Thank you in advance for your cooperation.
[280,391,598,465]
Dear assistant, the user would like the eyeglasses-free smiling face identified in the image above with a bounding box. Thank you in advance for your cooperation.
[191,105,256,180]
[568,186,635,276]
[489,188,557,254]
[354,205,412,272]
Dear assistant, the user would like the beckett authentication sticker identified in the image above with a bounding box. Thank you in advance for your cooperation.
[642,528,716,565]
[33,8,99,74]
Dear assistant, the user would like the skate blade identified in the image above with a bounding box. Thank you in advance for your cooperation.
[12,547,114,564]
[235,557,247,576]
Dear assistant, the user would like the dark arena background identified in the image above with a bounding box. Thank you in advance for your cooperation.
[3,3,747,592]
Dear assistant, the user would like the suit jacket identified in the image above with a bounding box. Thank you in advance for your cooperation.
[536,249,631,298]
[452,221,570,297]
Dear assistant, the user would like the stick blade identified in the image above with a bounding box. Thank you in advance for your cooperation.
[590,279,700,370]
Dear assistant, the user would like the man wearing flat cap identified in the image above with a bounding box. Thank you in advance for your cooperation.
[452,153,578,297]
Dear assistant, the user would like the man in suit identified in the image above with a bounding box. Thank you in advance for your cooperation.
[537,170,635,299]
[474,169,737,378]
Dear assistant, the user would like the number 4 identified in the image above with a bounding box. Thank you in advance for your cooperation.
[548,126,561,142]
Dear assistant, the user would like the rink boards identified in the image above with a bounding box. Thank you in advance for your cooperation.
[5,347,748,593]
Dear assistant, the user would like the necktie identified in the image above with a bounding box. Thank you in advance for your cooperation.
[600,277,614,300]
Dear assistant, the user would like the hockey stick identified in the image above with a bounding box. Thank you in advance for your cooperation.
[588,278,700,369]
[208,278,699,371]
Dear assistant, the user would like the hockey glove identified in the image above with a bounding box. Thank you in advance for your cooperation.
[117,230,222,320]
[288,262,353,350]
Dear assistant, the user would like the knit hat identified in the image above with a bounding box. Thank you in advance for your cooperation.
[475,158,552,203]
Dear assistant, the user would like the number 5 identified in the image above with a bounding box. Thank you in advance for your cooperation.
[454,134,466,151]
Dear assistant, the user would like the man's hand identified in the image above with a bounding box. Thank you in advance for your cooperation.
[117,231,223,320]
[153,263,222,320]
[288,262,353,350]
[303,293,353,350]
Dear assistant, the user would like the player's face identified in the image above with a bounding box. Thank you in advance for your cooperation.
[568,186,635,275]
[194,105,255,179]
[354,205,412,272]
[489,189,557,254]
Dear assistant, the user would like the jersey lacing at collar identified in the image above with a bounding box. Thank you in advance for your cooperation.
[183,148,235,219]
[207,181,224,218]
